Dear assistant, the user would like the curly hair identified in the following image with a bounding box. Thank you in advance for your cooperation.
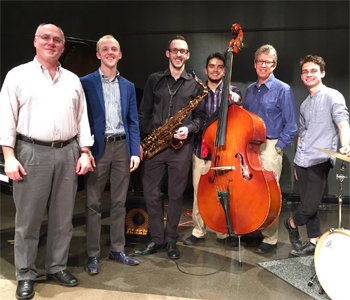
[299,55,326,73]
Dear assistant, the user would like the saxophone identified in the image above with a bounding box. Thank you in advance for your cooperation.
[141,74,208,160]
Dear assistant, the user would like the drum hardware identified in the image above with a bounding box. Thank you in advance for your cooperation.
[308,148,349,299]
[313,147,350,163]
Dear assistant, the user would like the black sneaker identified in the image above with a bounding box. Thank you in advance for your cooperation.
[183,235,201,245]
[222,236,239,246]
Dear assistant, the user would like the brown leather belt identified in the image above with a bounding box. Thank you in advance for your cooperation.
[17,134,76,148]
[105,135,126,142]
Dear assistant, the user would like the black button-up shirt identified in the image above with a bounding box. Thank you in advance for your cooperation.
[139,68,206,139]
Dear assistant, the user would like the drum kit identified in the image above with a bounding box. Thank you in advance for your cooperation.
[308,147,350,300]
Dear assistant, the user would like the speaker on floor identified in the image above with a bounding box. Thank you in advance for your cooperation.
[125,192,166,243]
[125,192,151,243]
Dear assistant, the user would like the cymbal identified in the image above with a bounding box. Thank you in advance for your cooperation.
[313,147,350,162]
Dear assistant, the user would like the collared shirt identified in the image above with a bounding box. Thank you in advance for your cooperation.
[99,69,125,136]
[139,68,206,139]
[294,85,349,168]
[0,57,93,148]
[243,74,297,149]
[193,81,242,159]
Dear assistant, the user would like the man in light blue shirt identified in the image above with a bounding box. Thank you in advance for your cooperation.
[285,55,349,257]
[244,44,297,254]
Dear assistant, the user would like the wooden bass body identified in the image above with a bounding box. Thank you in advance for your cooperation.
[197,103,281,235]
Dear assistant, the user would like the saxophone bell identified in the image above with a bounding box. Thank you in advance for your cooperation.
[170,133,184,149]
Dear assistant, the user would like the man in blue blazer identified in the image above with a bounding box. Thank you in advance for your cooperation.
[80,35,141,275]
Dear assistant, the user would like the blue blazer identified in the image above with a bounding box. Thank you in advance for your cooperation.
[80,70,140,161]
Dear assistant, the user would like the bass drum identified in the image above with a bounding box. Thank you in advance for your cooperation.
[314,229,350,300]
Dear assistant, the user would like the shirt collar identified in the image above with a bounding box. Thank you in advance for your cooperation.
[33,56,61,72]
[205,80,223,93]
[163,68,191,80]
[99,68,119,81]
[254,73,275,89]
[311,84,325,97]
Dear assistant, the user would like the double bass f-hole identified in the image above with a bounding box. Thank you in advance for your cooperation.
[235,153,253,181]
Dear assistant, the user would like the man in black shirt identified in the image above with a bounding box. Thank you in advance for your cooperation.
[134,36,206,259]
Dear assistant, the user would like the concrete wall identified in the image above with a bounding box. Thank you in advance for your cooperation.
[1,0,349,197]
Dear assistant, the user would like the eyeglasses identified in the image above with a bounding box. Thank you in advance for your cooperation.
[256,60,275,67]
[35,34,63,45]
[168,48,189,55]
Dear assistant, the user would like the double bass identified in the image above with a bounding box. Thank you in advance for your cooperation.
[197,24,281,237]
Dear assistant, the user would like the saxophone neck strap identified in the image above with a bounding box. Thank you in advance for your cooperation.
[166,77,185,122]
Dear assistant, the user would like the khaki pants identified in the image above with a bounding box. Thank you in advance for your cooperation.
[259,139,283,245]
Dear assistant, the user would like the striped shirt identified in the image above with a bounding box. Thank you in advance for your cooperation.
[99,69,125,136]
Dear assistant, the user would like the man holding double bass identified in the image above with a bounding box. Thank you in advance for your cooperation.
[183,52,242,247]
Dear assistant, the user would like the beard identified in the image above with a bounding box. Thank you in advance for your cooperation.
[208,76,222,84]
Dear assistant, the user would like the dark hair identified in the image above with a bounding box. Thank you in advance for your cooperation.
[299,54,326,73]
[206,52,225,68]
[167,35,189,51]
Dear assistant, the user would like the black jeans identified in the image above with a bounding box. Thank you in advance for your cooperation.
[293,160,331,238]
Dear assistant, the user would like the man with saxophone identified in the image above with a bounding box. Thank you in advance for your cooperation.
[134,36,206,259]
[183,52,242,247]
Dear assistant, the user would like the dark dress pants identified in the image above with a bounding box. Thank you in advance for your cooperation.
[293,160,331,238]
[13,139,79,280]
[142,144,192,245]
[85,140,130,256]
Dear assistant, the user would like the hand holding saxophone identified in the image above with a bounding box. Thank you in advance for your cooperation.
[173,126,188,140]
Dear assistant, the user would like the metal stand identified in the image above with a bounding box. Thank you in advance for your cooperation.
[336,161,347,228]
[238,235,243,267]
[307,273,324,294]
[308,161,347,294]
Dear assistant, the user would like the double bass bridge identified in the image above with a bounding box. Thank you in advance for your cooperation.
[210,166,235,171]
[209,165,235,183]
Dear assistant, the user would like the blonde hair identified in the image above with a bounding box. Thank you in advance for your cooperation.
[96,35,120,52]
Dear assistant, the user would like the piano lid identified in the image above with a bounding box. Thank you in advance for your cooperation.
[60,37,99,77]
